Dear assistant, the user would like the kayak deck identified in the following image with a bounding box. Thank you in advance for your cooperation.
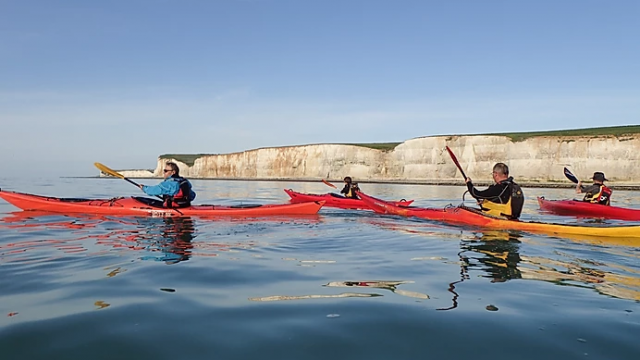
[0,190,324,216]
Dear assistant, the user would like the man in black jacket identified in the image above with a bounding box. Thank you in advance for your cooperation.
[465,163,524,220]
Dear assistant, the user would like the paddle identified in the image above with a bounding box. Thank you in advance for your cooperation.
[445,146,467,181]
[563,167,579,184]
[95,162,163,201]
[322,179,338,189]
[94,162,143,188]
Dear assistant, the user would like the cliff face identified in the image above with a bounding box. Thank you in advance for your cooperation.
[118,135,640,183]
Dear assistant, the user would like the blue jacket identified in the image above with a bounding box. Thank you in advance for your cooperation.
[142,176,196,201]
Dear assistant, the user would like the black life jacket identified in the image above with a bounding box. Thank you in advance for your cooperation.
[479,177,524,220]
[163,176,192,208]
[584,184,612,205]
[509,181,524,220]
[343,183,360,199]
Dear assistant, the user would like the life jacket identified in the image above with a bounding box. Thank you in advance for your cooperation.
[584,184,612,205]
[479,179,524,220]
[163,176,193,208]
[344,183,360,199]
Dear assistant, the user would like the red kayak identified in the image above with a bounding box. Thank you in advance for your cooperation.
[537,197,640,221]
[0,189,324,217]
[284,189,413,210]
[357,192,640,238]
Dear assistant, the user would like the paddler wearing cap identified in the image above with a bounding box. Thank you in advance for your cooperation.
[576,172,612,205]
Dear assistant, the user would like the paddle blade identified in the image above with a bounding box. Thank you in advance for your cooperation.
[445,146,467,180]
[94,162,125,179]
[563,167,579,184]
[322,179,337,189]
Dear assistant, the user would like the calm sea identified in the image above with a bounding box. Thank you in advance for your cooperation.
[1,177,638,360]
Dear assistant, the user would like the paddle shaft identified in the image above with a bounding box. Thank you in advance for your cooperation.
[123,177,142,187]
[445,146,467,180]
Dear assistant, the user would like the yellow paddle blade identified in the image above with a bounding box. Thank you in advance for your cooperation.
[94,162,125,179]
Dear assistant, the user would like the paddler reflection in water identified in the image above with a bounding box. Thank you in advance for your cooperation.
[340,176,361,199]
[465,163,524,220]
[138,162,196,208]
[139,216,196,264]
[576,172,612,205]
[464,232,523,283]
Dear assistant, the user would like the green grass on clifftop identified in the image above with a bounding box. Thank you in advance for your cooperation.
[484,125,640,142]
[344,142,401,151]
[159,154,210,166]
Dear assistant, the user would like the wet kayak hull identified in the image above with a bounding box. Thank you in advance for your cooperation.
[0,190,324,217]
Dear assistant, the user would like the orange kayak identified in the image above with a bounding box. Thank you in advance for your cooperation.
[358,192,640,238]
[0,189,324,217]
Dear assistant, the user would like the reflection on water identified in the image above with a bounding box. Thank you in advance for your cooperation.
[249,292,381,302]
[0,211,316,267]
[366,219,640,304]
[462,231,524,283]
[462,231,640,301]
[135,216,196,264]
[251,280,431,303]
[2,207,638,307]
[325,280,430,299]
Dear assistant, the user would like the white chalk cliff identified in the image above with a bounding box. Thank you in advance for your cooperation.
[113,134,640,184]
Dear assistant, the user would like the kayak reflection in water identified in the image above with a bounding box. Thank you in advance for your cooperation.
[138,216,196,264]
[340,176,361,199]
[465,162,524,220]
[576,171,612,205]
[461,231,640,301]
[137,162,197,208]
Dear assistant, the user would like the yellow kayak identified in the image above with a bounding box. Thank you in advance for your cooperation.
[359,192,640,239]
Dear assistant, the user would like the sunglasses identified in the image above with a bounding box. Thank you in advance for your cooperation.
[163,169,173,173]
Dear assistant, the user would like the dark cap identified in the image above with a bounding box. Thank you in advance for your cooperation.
[592,172,608,182]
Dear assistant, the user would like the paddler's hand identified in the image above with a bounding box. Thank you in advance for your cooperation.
[138,184,144,190]
[465,177,472,183]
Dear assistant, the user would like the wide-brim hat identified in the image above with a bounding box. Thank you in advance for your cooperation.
[592,172,608,181]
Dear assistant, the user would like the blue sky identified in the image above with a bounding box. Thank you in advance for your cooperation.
[1,0,638,177]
